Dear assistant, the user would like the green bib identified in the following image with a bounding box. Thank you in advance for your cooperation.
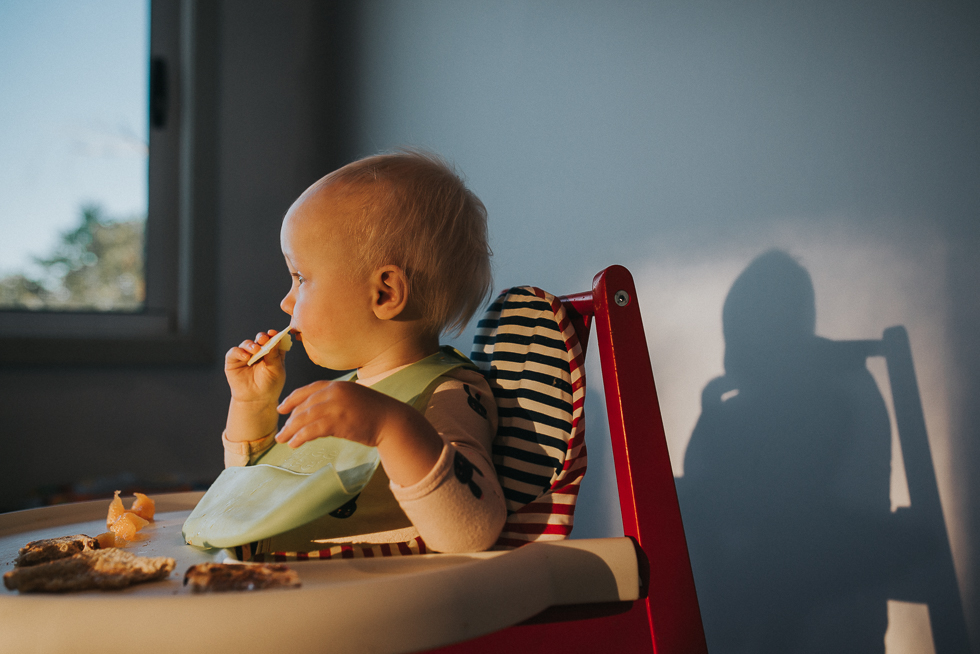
[182,347,474,549]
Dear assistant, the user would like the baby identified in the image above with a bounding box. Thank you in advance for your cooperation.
[222,151,506,553]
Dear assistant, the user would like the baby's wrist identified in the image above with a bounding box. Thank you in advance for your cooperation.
[226,398,280,438]
[229,395,279,412]
[224,419,278,443]
[224,428,277,444]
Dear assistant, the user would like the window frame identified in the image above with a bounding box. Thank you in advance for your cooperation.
[0,0,219,366]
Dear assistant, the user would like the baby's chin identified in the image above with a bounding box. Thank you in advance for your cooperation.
[293,331,366,372]
[291,331,318,363]
[299,340,345,371]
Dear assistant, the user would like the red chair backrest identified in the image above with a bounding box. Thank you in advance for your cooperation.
[560,265,708,654]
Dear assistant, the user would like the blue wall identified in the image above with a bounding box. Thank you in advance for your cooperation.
[347,2,979,651]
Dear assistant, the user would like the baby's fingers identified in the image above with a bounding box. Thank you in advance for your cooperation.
[275,409,330,447]
[239,339,264,359]
[277,380,333,414]
[277,423,316,448]
[225,344,255,366]
[254,330,277,344]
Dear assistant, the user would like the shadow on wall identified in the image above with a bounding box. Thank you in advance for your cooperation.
[676,250,969,654]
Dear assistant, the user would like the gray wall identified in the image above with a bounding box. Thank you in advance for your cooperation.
[1,2,977,652]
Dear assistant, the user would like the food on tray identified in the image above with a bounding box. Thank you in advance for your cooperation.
[247,327,293,366]
[105,491,156,545]
[106,491,125,528]
[13,535,100,567]
[109,512,150,542]
[3,548,175,593]
[183,562,301,593]
[130,492,156,520]
[95,531,118,549]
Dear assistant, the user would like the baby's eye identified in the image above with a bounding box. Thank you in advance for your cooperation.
[291,273,305,285]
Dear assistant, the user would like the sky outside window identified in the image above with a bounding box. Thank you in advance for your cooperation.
[0,0,149,310]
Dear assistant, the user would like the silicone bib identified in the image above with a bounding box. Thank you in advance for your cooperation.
[182,348,473,549]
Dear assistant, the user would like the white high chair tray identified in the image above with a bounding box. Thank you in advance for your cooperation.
[1,492,639,654]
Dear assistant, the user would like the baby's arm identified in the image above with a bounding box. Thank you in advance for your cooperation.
[390,373,506,552]
[274,381,445,487]
[224,330,289,449]
[274,372,507,551]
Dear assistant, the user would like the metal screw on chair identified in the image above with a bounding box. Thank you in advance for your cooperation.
[614,290,630,307]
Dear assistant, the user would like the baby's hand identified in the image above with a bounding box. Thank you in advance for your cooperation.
[274,380,445,487]
[225,330,289,404]
[274,381,398,449]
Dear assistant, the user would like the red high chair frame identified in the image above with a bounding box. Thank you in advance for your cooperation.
[431,265,708,654]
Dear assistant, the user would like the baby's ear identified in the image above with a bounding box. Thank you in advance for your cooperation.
[371,265,409,320]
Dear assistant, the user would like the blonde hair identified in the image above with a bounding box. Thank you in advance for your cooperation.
[320,149,492,337]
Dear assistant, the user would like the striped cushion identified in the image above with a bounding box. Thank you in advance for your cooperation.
[471,286,588,549]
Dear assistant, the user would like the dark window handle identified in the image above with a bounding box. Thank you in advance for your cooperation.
[150,57,168,129]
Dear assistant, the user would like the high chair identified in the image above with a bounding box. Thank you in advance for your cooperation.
[427,264,708,654]
[0,265,706,654]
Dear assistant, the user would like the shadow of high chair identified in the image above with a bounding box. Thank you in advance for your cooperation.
[428,265,708,654]
[845,327,971,654]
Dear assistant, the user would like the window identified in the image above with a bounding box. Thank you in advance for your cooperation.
[0,0,218,364]
[0,1,148,314]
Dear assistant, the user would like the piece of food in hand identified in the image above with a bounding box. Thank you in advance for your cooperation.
[3,548,175,593]
[109,512,150,542]
[183,562,301,593]
[14,535,100,567]
[130,492,156,521]
[247,327,293,366]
